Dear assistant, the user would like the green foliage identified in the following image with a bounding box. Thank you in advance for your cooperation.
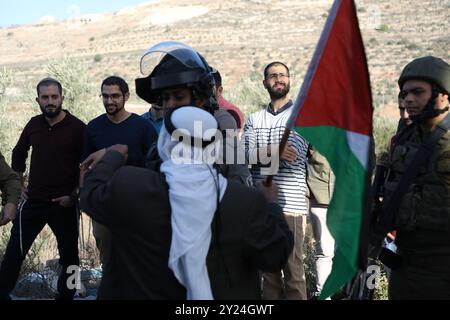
[406,43,420,51]
[378,24,389,32]
[397,38,409,46]
[0,66,13,96]
[373,117,397,156]
[0,68,28,160]
[369,38,378,46]
[93,54,102,62]
[226,77,268,116]
[374,270,389,300]
[0,104,21,161]
[372,78,398,109]
[46,57,101,123]
[0,223,13,258]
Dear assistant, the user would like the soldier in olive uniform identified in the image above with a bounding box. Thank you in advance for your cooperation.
[0,151,21,226]
[383,56,450,299]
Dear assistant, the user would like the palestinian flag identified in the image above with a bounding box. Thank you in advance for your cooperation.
[288,0,373,299]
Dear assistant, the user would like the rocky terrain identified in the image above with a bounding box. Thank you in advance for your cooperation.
[0,0,449,113]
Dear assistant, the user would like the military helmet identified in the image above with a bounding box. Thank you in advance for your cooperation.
[398,56,450,94]
[135,41,215,105]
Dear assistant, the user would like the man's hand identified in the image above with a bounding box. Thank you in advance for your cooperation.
[0,203,18,226]
[80,144,129,171]
[79,145,128,187]
[280,143,297,162]
[256,181,279,204]
[79,148,107,187]
[51,195,74,208]
[80,148,107,173]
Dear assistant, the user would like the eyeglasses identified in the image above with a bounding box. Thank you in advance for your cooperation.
[267,73,289,81]
[100,93,123,101]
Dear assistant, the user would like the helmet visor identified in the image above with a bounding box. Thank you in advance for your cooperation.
[140,41,206,76]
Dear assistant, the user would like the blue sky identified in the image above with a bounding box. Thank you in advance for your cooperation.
[0,0,157,27]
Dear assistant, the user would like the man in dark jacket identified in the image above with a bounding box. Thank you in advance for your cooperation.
[0,78,85,300]
[82,75,158,272]
[79,106,293,299]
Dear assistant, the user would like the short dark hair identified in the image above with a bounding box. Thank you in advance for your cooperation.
[263,61,290,79]
[212,68,222,87]
[101,76,129,95]
[37,78,62,96]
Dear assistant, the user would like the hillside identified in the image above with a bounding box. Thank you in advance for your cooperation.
[1,0,449,113]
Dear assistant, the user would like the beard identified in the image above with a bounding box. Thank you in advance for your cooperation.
[266,82,290,100]
[104,103,124,116]
[40,104,62,118]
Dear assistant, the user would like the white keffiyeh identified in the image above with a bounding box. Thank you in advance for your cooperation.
[158,107,227,300]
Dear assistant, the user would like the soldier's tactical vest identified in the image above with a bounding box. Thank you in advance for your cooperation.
[384,126,450,232]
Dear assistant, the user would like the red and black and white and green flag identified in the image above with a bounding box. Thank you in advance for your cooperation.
[287,0,373,299]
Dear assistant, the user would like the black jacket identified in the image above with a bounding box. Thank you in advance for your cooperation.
[80,151,293,299]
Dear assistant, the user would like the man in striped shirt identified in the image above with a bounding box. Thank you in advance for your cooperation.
[244,62,309,300]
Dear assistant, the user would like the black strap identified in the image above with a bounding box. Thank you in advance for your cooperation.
[372,113,450,246]
[209,166,232,288]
